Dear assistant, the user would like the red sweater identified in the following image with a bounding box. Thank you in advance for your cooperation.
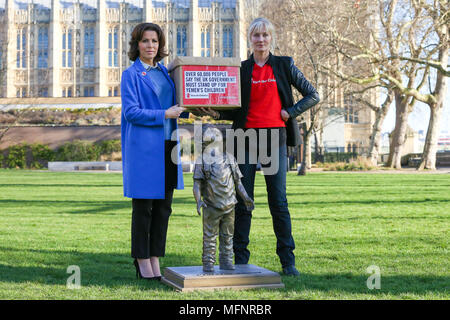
[245,63,285,128]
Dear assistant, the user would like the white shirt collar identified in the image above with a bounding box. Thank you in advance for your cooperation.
[141,60,159,71]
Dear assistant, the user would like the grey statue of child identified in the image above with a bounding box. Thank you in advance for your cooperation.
[193,125,254,272]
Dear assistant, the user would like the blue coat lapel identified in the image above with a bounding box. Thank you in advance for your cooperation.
[132,58,177,106]
[132,58,159,95]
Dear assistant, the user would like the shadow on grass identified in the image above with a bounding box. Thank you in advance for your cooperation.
[0,197,197,215]
[0,184,122,188]
[0,199,131,215]
[288,199,450,206]
[0,246,198,292]
[0,246,448,296]
[287,272,450,297]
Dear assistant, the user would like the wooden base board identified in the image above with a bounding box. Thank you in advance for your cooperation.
[161,264,284,292]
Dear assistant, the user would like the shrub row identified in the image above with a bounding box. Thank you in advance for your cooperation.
[312,152,359,163]
[0,139,121,169]
[317,157,377,171]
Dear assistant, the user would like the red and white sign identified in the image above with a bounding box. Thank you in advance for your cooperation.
[182,65,240,106]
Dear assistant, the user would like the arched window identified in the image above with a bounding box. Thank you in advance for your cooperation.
[62,29,73,68]
[84,26,95,68]
[37,26,48,69]
[201,26,211,57]
[177,25,187,56]
[222,25,233,57]
[344,96,359,123]
[108,26,119,67]
[16,28,27,68]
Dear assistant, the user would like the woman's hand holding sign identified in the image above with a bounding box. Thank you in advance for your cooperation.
[165,104,186,119]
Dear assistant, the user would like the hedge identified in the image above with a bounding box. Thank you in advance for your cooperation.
[0,139,121,169]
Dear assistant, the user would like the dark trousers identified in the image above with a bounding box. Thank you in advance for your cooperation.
[233,127,296,268]
[131,140,177,259]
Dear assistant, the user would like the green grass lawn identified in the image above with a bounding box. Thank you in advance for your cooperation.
[0,169,448,300]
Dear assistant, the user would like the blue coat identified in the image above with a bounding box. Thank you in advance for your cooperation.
[121,58,184,199]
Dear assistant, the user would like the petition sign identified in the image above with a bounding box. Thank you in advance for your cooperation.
[168,56,241,109]
[183,66,239,105]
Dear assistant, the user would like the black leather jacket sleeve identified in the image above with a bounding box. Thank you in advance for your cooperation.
[286,58,320,119]
[217,108,237,121]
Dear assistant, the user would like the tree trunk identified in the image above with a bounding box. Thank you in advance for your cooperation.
[387,91,410,169]
[418,28,448,171]
[368,105,390,166]
[367,92,393,166]
[418,103,443,170]
[305,132,312,169]
[298,123,311,175]
[313,129,324,163]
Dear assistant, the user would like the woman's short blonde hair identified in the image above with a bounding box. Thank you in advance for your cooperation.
[248,17,276,51]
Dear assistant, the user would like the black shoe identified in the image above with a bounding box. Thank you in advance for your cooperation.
[133,259,159,280]
[219,262,235,270]
[282,265,300,276]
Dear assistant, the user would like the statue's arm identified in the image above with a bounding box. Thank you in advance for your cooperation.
[193,179,206,215]
[235,181,254,211]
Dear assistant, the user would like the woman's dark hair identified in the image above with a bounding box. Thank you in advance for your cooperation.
[128,23,168,62]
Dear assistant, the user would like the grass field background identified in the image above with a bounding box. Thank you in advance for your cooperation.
[0,169,448,300]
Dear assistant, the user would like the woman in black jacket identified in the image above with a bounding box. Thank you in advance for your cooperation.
[205,17,319,276]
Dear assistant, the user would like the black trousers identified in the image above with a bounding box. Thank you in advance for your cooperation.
[234,128,296,268]
[131,140,177,259]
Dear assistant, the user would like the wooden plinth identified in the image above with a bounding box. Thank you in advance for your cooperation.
[161,264,284,292]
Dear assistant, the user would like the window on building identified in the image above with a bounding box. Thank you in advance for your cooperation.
[174,0,190,8]
[108,27,118,67]
[198,0,212,6]
[38,87,48,97]
[344,96,359,123]
[223,25,233,57]
[201,26,211,57]
[0,40,3,71]
[16,87,27,98]
[37,27,48,69]
[16,28,27,68]
[108,87,119,97]
[20,87,27,97]
[221,0,236,8]
[62,29,73,68]
[199,0,236,7]
[0,39,3,70]
[84,86,95,97]
[177,25,187,56]
[62,87,72,97]
[84,27,95,68]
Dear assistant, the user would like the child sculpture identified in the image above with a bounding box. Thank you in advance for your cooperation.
[193,125,254,272]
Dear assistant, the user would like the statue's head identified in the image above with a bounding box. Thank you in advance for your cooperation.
[201,124,223,151]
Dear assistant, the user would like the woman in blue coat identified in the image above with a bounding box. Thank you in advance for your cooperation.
[121,23,186,280]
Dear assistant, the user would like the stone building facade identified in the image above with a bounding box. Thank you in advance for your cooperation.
[0,0,247,98]
[0,0,378,158]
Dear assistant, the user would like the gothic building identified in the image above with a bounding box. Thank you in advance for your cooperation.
[0,0,379,158]
[0,0,247,98]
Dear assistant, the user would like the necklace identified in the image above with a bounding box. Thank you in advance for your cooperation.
[255,55,269,67]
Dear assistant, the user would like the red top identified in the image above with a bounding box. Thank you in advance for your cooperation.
[245,63,285,128]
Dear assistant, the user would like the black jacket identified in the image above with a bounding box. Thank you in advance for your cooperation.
[219,53,320,146]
